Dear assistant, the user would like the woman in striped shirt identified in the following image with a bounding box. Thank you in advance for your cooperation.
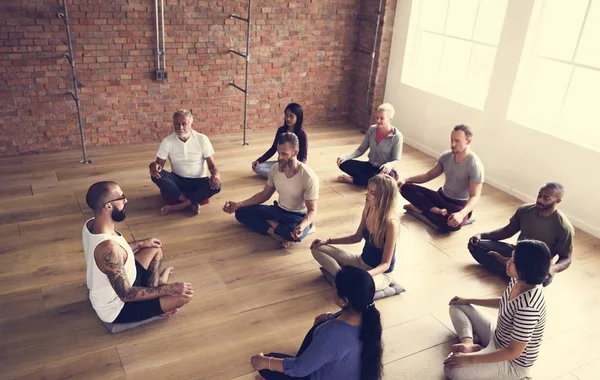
[444,239,551,380]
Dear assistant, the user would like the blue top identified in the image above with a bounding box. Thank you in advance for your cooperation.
[284,320,361,380]
[361,227,395,273]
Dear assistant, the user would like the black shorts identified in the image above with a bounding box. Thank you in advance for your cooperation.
[112,260,164,324]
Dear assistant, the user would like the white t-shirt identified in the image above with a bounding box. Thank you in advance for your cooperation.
[156,130,215,178]
[82,219,137,323]
[267,162,319,213]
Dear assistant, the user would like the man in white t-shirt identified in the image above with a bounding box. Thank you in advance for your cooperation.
[223,133,319,248]
[149,109,222,216]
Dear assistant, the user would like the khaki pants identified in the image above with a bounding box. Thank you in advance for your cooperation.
[311,244,394,291]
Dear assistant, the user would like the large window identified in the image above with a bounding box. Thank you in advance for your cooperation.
[401,0,509,109]
[508,0,600,149]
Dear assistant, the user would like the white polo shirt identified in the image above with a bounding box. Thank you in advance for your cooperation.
[156,130,215,178]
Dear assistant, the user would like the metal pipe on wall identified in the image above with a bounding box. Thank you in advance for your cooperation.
[160,0,166,76]
[228,0,252,146]
[363,0,384,133]
[58,0,91,164]
[154,0,161,71]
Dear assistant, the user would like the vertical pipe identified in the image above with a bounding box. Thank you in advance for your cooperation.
[242,0,251,145]
[363,0,384,132]
[155,0,160,70]
[61,0,90,163]
[160,0,166,74]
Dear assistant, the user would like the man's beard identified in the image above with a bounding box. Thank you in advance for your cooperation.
[536,201,555,211]
[111,205,127,222]
[278,158,294,172]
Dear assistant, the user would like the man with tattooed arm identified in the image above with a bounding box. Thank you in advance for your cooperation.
[82,181,194,324]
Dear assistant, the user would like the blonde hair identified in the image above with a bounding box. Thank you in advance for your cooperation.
[173,109,193,122]
[377,103,395,120]
[367,174,399,249]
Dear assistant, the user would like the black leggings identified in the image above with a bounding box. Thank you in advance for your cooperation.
[340,159,397,186]
[257,324,318,380]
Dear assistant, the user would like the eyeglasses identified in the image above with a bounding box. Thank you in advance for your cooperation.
[104,194,126,205]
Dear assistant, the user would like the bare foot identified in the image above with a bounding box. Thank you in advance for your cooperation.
[161,308,179,318]
[189,204,200,215]
[403,204,422,213]
[158,266,174,285]
[337,175,353,184]
[160,205,176,216]
[430,207,448,216]
[452,343,483,353]
[267,228,291,248]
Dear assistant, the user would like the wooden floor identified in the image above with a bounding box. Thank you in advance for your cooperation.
[0,124,599,380]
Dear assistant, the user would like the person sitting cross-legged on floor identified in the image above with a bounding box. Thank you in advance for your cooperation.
[82,181,194,325]
[311,174,399,291]
[252,103,308,178]
[398,124,484,232]
[444,240,550,380]
[337,103,403,185]
[250,266,383,380]
[149,109,222,216]
[223,132,319,248]
[468,182,574,287]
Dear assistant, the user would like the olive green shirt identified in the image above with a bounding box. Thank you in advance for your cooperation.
[509,204,574,257]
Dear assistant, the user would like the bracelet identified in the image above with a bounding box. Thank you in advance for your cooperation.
[326,312,332,320]
[326,238,332,245]
[268,356,273,371]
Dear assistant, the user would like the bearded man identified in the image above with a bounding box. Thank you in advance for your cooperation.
[468,182,574,286]
[223,133,319,248]
[82,181,194,324]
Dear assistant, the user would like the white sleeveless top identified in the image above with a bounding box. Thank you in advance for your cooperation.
[82,218,137,323]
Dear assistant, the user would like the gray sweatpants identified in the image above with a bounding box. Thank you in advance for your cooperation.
[444,305,532,380]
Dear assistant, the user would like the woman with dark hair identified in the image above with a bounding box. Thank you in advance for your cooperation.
[444,239,551,380]
[250,266,383,380]
[252,103,308,178]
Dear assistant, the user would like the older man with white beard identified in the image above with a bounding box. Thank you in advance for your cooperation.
[149,109,222,216]
[223,133,319,248]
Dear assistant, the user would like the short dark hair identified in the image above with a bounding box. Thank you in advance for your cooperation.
[277,132,299,150]
[85,181,118,212]
[542,182,565,198]
[514,240,552,285]
[453,124,473,139]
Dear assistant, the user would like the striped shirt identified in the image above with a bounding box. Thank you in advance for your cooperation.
[494,278,546,367]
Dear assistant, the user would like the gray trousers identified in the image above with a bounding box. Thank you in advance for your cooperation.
[445,305,531,380]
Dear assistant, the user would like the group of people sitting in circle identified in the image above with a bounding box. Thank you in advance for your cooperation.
[81,104,574,380]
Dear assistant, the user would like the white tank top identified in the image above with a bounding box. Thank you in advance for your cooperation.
[82,218,137,323]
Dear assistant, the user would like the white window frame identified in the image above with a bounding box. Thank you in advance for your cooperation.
[401,0,508,110]
[508,0,600,151]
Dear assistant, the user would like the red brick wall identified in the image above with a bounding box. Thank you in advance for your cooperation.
[0,0,362,156]
[349,0,397,130]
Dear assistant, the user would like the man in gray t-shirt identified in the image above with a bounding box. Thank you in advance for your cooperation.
[398,124,485,231]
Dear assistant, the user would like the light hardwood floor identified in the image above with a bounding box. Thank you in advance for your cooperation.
[0,124,598,380]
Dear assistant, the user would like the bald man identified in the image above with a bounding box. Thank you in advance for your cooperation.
[468,182,574,286]
[82,181,194,325]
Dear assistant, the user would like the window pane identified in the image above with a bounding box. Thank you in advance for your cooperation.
[419,0,449,33]
[535,0,587,61]
[444,0,479,39]
[414,32,445,85]
[473,0,508,45]
[560,67,600,137]
[523,58,572,122]
[439,37,472,92]
[574,0,600,68]
[465,45,496,102]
